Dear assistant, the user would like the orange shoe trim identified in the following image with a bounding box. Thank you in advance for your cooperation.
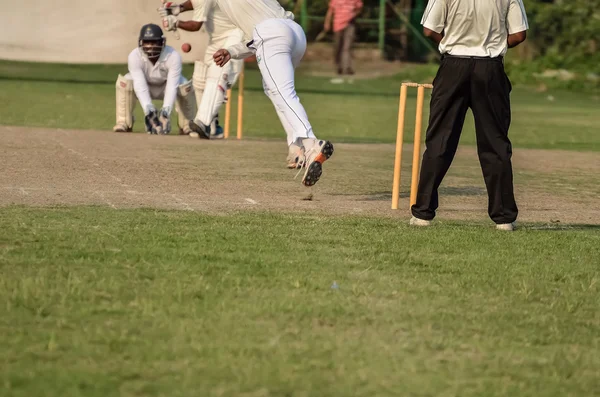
[314,153,328,164]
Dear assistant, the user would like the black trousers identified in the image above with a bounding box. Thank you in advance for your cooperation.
[411,55,518,224]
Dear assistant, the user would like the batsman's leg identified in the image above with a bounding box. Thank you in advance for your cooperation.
[192,60,207,113]
[191,31,244,139]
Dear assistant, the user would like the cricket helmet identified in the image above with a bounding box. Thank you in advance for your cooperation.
[138,23,166,60]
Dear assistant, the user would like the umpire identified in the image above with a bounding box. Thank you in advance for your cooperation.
[410,0,529,231]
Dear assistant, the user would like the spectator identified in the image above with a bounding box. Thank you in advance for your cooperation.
[324,0,363,75]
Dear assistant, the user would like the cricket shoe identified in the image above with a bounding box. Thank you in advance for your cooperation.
[210,118,224,139]
[113,123,132,133]
[189,120,211,139]
[297,139,334,187]
[409,216,432,227]
[286,143,306,169]
[496,222,516,231]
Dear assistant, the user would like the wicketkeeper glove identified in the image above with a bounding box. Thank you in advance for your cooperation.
[145,109,163,135]
[162,15,179,32]
[159,107,172,134]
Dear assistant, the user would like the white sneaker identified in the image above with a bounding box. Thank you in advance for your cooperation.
[298,139,334,187]
[496,222,516,231]
[286,143,305,169]
[409,216,432,227]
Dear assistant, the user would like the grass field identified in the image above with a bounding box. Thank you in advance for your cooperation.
[1,60,599,150]
[1,57,600,396]
[1,207,599,396]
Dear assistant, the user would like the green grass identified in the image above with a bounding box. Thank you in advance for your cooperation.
[1,206,599,396]
[1,60,599,151]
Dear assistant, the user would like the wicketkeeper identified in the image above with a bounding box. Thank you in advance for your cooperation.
[113,23,196,135]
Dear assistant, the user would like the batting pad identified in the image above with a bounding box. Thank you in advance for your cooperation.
[114,74,135,130]
[192,60,208,109]
[175,80,197,132]
[195,61,235,126]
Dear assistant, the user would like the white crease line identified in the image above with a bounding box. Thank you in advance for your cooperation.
[172,194,194,211]
[245,198,258,205]
[19,188,29,196]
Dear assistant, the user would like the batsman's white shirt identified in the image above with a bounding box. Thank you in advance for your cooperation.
[197,0,316,145]
[421,0,529,57]
[191,0,240,42]
[190,0,244,66]
[126,45,183,114]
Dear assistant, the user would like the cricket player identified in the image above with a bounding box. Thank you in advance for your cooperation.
[165,0,334,186]
[113,23,196,135]
[159,1,244,140]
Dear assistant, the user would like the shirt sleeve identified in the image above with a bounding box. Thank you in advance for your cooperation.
[128,50,154,115]
[420,0,446,34]
[227,40,256,60]
[163,50,182,112]
[192,0,215,22]
[506,0,529,34]
[355,0,363,9]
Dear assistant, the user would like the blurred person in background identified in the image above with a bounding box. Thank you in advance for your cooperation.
[323,0,363,76]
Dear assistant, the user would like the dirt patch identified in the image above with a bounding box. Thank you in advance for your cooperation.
[1,126,599,225]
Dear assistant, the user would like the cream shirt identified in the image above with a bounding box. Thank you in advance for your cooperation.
[421,0,529,57]
[191,0,239,41]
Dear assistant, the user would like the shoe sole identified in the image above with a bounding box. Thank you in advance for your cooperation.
[302,141,334,187]
[189,121,210,139]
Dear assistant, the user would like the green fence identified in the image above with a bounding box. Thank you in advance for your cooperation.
[292,0,437,60]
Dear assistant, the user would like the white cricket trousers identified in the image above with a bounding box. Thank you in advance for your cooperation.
[252,18,317,146]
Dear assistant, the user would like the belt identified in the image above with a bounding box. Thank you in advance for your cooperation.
[442,54,503,61]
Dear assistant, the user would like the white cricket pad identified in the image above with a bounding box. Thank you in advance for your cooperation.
[192,60,208,108]
[175,80,197,133]
[195,61,234,126]
[114,74,135,131]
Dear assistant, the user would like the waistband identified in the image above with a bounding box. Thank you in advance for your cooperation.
[442,54,503,61]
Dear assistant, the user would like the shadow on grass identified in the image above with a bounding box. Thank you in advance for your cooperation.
[356,186,486,201]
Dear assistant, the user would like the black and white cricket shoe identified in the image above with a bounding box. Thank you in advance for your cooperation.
[189,120,211,139]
